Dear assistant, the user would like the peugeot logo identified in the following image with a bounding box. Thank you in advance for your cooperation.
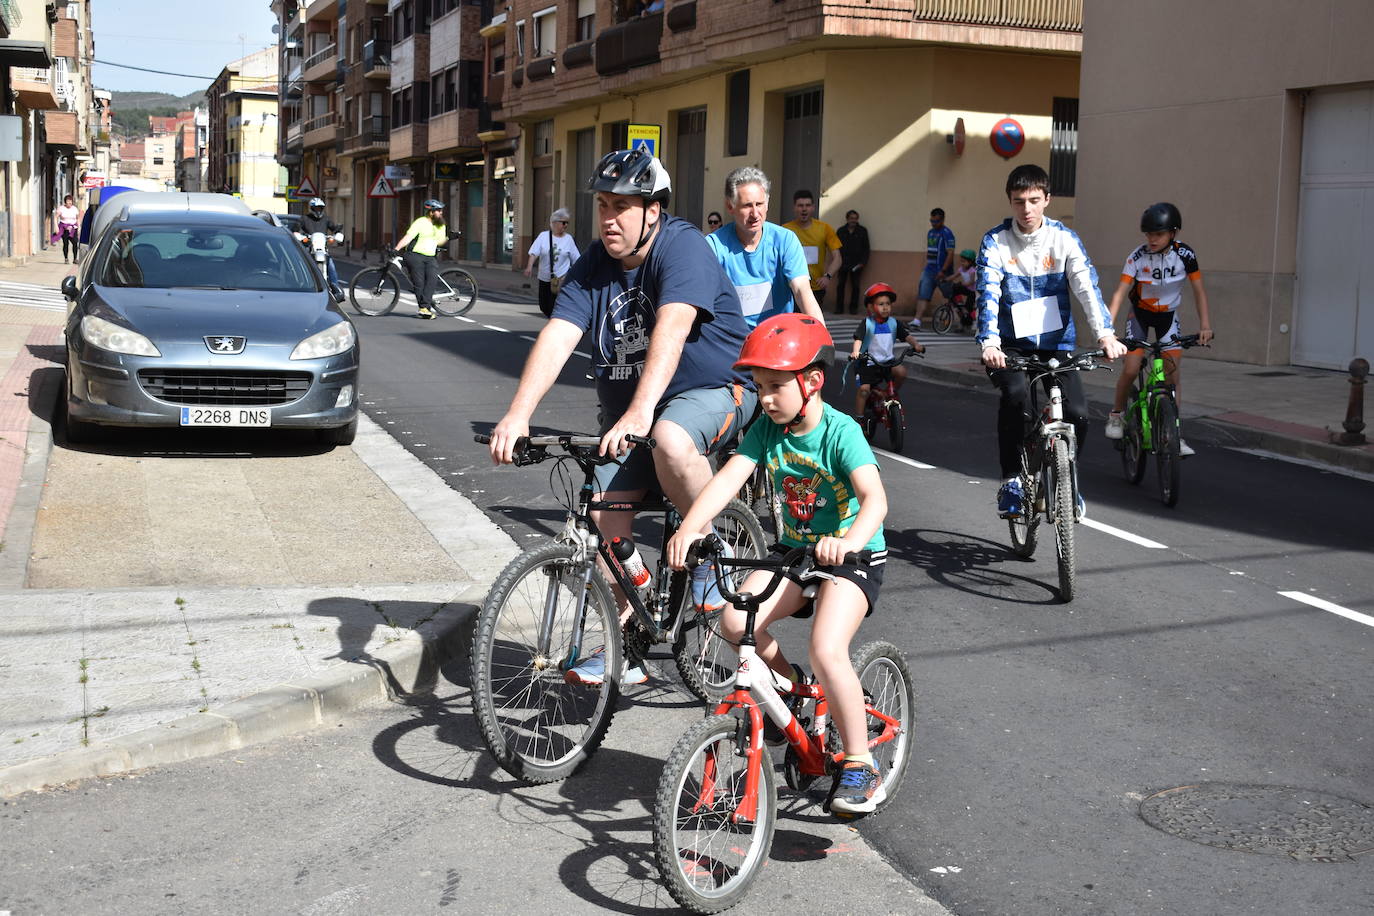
[205,335,247,354]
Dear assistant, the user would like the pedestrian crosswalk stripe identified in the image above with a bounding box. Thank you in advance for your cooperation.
[0,281,66,312]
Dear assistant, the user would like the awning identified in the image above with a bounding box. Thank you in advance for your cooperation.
[0,39,52,68]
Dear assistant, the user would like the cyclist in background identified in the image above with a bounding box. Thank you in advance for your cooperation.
[394,199,456,319]
[849,282,924,418]
[1104,202,1214,456]
[488,149,755,686]
[977,164,1125,518]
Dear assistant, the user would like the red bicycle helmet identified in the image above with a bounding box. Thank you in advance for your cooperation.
[734,314,835,372]
[864,282,897,304]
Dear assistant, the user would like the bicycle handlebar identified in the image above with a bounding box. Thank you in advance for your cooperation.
[1002,349,1105,374]
[685,534,873,609]
[1123,334,1206,353]
[474,432,657,466]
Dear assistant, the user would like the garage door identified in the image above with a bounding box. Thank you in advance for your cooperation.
[1292,85,1374,369]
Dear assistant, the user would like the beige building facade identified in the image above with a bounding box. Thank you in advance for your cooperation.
[1077,0,1374,369]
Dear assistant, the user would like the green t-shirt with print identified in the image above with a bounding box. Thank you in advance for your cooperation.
[736,403,884,551]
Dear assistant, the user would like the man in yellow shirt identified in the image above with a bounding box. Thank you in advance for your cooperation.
[782,189,842,311]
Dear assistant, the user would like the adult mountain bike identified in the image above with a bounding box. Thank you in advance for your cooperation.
[1003,350,1106,602]
[653,536,915,913]
[1118,334,1204,507]
[349,249,478,317]
[468,433,766,783]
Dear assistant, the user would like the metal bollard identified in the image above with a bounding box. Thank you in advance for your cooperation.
[1331,357,1369,446]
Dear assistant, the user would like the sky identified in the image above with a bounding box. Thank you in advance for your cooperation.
[91,0,279,96]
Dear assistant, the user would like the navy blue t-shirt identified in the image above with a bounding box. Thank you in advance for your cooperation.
[551,214,752,415]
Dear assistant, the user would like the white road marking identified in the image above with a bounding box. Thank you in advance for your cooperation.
[873,448,935,470]
[1080,517,1168,549]
[1278,591,1374,629]
[453,315,475,323]
[483,324,509,332]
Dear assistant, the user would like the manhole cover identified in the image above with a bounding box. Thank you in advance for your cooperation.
[1139,783,1374,862]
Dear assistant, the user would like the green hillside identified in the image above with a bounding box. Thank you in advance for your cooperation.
[108,89,207,138]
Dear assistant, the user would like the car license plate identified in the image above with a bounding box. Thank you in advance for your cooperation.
[179,407,272,427]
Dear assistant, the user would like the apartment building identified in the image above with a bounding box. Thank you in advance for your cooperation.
[485,0,1082,296]
[1077,0,1374,369]
[336,0,392,250]
[205,47,281,212]
[174,107,208,191]
[0,0,100,260]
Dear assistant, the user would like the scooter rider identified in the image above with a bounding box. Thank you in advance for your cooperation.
[298,197,344,300]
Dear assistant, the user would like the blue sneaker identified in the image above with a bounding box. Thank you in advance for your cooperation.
[827,761,886,816]
[997,479,1024,518]
[691,538,733,612]
[1075,490,1086,520]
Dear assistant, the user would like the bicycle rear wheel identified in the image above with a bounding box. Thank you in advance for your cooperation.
[1154,395,1181,507]
[349,267,399,316]
[432,267,478,316]
[1050,437,1077,602]
[861,408,877,442]
[1121,389,1147,484]
[469,542,621,783]
[654,714,777,913]
[931,303,954,335]
[886,401,906,453]
[673,498,767,704]
[849,641,916,817]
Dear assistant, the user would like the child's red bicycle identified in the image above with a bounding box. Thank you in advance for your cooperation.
[848,347,923,453]
[652,537,915,913]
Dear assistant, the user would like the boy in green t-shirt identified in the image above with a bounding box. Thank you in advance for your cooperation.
[666,313,889,816]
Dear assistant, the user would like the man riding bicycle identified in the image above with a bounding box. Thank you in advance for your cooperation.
[488,149,756,685]
[977,164,1126,518]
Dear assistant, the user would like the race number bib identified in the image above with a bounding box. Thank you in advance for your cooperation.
[1010,295,1063,339]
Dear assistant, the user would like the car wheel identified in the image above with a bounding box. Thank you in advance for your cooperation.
[317,417,357,447]
[61,377,102,445]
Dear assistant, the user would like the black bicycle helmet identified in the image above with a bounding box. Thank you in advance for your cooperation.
[1140,202,1182,233]
[588,148,672,204]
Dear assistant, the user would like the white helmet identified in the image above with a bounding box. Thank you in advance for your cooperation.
[308,197,325,213]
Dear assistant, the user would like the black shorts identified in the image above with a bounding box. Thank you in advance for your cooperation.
[857,360,901,388]
[777,546,887,618]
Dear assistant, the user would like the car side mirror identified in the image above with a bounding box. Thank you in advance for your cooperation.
[61,275,78,301]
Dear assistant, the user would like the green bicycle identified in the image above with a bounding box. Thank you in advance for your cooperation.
[1118,334,1204,507]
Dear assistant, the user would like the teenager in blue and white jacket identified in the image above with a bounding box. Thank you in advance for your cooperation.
[976,164,1127,519]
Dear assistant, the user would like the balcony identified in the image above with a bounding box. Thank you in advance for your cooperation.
[485,71,504,107]
[303,42,337,82]
[911,0,1081,31]
[302,110,341,148]
[595,11,661,76]
[527,56,554,81]
[342,115,390,156]
[44,110,77,148]
[304,0,338,24]
[12,66,59,110]
[362,39,390,79]
[389,121,428,161]
[285,120,304,146]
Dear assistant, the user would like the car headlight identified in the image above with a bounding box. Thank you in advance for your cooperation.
[291,321,356,360]
[81,315,161,356]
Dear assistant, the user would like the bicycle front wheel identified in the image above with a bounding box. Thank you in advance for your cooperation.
[432,267,479,316]
[673,498,767,704]
[469,542,621,783]
[349,267,399,316]
[1008,454,1039,558]
[654,714,777,913]
[852,641,916,815]
[887,400,906,453]
[932,303,954,335]
[1154,395,1181,507]
[1050,437,1077,602]
[1121,389,1147,484]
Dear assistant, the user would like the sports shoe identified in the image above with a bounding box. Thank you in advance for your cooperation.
[827,761,886,816]
[562,649,648,687]
[417,306,436,320]
[1075,490,1086,520]
[1179,439,1195,457]
[997,478,1024,518]
[691,538,733,612]
[1104,412,1124,440]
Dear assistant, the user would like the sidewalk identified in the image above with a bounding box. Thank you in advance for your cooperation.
[0,247,1369,798]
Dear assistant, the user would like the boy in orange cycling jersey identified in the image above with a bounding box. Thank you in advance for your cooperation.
[666,314,890,816]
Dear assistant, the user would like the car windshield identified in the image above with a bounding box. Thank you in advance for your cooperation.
[98,226,319,292]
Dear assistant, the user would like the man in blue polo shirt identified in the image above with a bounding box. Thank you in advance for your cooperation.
[705,166,825,328]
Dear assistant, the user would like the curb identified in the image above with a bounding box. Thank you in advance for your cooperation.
[0,364,60,588]
[909,359,1374,476]
[0,587,481,799]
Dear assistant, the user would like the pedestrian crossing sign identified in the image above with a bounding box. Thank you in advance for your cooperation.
[627,124,661,159]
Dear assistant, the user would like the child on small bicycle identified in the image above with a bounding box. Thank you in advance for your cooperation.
[951,249,978,329]
[666,313,890,816]
[1104,202,1214,456]
[849,282,924,418]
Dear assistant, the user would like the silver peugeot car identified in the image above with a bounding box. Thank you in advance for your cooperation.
[61,194,360,445]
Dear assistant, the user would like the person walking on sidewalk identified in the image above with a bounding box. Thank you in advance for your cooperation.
[977,164,1126,519]
[706,166,823,328]
[56,195,81,263]
[394,199,457,319]
[783,189,842,311]
[1103,202,1214,457]
[835,210,870,315]
[525,207,581,318]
